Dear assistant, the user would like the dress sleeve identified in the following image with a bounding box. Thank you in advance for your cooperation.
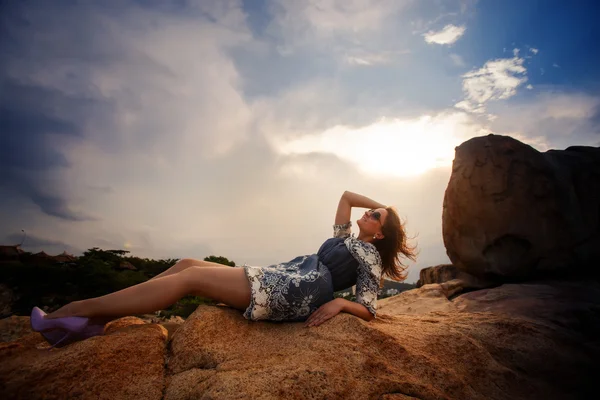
[344,238,383,317]
[333,221,352,239]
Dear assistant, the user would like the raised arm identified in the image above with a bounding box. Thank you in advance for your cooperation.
[335,191,387,224]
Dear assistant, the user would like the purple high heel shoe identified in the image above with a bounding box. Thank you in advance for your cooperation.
[40,325,105,349]
[30,306,93,349]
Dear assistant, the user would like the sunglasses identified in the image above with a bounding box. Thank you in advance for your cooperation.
[368,209,382,224]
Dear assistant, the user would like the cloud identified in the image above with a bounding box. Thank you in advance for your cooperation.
[0,79,102,221]
[449,53,466,67]
[488,91,600,150]
[463,57,526,101]
[269,0,411,38]
[423,24,466,45]
[456,54,528,113]
[2,231,82,255]
[266,0,414,64]
[454,100,485,114]
[529,47,539,54]
[0,1,254,214]
[271,112,488,177]
[345,54,388,66]
[344,49,409,66]
[0,1,259,255]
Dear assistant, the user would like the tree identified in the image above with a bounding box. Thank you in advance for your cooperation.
[203,255,236,267]
[80,247,130,265]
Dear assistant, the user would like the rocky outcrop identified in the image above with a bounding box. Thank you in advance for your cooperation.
[442,134,600,281]
[416,265,496,299]
[416,264,458,287]
[2,279,598,400]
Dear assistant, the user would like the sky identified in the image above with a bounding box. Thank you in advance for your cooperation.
[1,0,599,284]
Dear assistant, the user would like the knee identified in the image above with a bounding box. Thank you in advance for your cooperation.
[179,264,201,275]
[173,259,199,276]
[179,258,202,267]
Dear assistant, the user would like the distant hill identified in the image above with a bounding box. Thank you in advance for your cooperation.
[382,280,416,292]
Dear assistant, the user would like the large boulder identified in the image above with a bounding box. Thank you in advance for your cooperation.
[2,279,598,400]
[443,134,600,280]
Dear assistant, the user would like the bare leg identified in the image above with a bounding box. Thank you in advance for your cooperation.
[49,259,233,325]
[149,258,228,281]
[46,267,251,319]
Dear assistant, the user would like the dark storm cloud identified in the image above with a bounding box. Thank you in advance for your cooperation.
[0,81,80,168]
[0,2,121,221]
[2,231,82,255]
[0,79,101,221]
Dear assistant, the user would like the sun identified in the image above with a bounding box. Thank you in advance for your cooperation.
[275,112,482,178]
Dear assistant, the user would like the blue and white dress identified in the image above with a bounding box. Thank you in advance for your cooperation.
[239,221,383,322]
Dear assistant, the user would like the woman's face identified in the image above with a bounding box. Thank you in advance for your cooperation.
[357,208,388,236]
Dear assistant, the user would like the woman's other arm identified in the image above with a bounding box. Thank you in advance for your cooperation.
[337,298,375,321]
[335,191,387,225]
[304,298,374,327]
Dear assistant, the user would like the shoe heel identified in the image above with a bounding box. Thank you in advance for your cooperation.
[47,331,75,350]
[40,329,67,347]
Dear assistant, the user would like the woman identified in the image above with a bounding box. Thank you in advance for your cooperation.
[31,191,417,348]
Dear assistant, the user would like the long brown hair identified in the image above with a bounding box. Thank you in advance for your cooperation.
[373,206,418,283]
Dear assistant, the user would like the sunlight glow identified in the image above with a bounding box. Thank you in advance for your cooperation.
[274,112,486,177]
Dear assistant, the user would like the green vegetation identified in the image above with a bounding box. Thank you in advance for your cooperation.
[204,255,235,267]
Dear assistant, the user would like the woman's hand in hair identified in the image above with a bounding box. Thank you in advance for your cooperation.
[304,298,344,327]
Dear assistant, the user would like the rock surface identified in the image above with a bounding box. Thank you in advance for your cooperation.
[2,279,598,400]
[0,315,31,343]
[442,134,600,280]
[0,317,167,400]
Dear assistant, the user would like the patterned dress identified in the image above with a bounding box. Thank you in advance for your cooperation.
[239,221,383,322]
